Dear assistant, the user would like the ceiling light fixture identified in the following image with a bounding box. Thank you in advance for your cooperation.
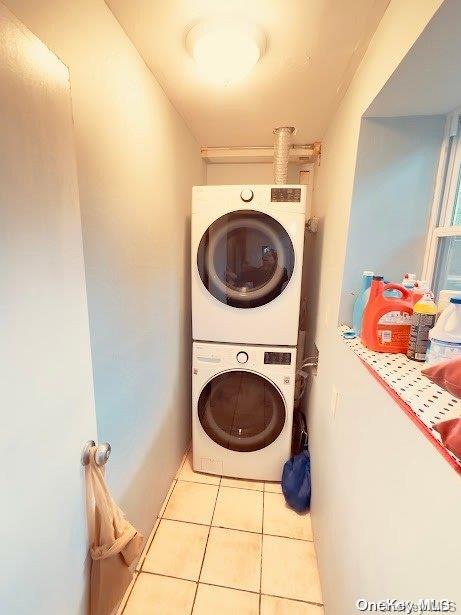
[186,18,265,86]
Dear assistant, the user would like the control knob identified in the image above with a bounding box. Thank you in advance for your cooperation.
[236,351,249,364]
[240,188,254,202]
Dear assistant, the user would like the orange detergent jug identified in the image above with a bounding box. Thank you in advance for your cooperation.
[361,276,414,353]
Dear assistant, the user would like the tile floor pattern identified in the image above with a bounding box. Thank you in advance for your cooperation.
[119,451,323,615]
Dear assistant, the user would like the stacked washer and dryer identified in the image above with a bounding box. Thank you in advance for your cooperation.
[191,184,307,481]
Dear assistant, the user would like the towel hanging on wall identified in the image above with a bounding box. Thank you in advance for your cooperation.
[85,446,143,615]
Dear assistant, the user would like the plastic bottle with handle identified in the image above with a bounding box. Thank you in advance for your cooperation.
[407,291,437,361]
[426,297,461,364]
[352,270,374,336]
[361,276,414,353]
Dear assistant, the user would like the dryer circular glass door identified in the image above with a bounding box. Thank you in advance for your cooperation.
[198,370,286,452]
[197,210,295,308]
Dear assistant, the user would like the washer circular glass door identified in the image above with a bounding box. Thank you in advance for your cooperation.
[197,210,295,308]
[198,370,286,452]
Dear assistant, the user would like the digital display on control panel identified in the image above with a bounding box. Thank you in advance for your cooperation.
[264,352,292,365]
[271,188,301,203]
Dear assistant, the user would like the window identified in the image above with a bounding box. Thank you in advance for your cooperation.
[423,109,461,298]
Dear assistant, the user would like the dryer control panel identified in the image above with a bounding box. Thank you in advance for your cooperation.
[264,351,292,365]
[271,187,301,202]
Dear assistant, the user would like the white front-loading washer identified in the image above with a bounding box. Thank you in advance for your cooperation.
[192,341,296,481]
[192,185,306,346]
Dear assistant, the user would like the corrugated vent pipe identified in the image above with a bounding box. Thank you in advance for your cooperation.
[273,126,295,184]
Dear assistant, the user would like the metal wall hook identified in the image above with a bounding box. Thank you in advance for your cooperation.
[81,440,111,467]
[81,440,95,466]
[95,442,111,467]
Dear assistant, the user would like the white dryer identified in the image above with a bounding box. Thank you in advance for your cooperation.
[192,185,306,346]
[192,341,296,481]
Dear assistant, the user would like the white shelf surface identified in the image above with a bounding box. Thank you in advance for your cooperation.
[339,326,461,473]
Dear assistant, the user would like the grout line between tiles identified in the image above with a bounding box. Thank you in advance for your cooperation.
[174,445,192,480]
[161,514,313,543]
[118,571,138,615]
[259,490,265,614]
[158,517,210,528]
[176,474,282,493]
[261,531,313,543]
[137,570,324,607]
[219,483,265,492]
[135,518,160,572]
[198,579,261,597]
[136,479,177,572]
[177,477,221,486]
[260,592,324,607]
[137,447,190,571]
[190,475,221,613]
[158,480,177,517]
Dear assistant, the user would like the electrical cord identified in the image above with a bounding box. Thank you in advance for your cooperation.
[294,355,318,403]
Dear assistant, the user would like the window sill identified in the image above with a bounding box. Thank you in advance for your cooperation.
[339,326,461,474]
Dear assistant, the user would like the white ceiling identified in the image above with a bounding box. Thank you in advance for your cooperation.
[106,0,390,146]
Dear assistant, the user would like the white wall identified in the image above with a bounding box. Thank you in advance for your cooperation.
[206,162,300,185]
[5,0,205,540]
[307,0,446,350]
[304,0,461,613]
[340,115,444,323]
[1,7,97,612]
[311,340,461,615]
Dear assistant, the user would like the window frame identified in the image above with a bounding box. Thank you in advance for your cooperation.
[422,108,461,289]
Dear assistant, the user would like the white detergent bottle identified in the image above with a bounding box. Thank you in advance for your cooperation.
[426,297,461,364]
[437,289,461,315]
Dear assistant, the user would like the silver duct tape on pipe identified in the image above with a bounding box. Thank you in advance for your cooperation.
[273,126,295,184]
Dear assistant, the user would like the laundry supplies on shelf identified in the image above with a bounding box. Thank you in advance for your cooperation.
[402,273,417,291]
[412,279,430,304]
[438,290,461,315]
[426,297,461,364]
[407,291,437,361]
[352,270,373,336]
[361,276,413,353]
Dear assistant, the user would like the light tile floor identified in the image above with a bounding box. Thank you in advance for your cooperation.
[120,451,323,615]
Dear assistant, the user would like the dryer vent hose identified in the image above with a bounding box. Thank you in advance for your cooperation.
[273,126,295,184]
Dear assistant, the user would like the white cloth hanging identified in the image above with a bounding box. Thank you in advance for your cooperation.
[85,446,143,615]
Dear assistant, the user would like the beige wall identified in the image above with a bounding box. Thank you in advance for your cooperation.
[206,162,300,185]
[5,0,205,543]
[304,1,460,613]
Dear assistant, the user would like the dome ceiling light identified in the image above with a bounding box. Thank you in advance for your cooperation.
[186,18,266,86]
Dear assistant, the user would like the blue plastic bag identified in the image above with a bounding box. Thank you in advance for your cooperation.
[281,450,311,513]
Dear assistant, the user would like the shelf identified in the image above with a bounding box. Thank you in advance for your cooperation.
[338,326,461,474]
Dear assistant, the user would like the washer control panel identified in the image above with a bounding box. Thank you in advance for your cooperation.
[194,343,295,373]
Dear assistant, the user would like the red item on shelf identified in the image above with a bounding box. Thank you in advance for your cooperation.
[361,277,413,354]
[422,357,461,399]
[433,418,461,459]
